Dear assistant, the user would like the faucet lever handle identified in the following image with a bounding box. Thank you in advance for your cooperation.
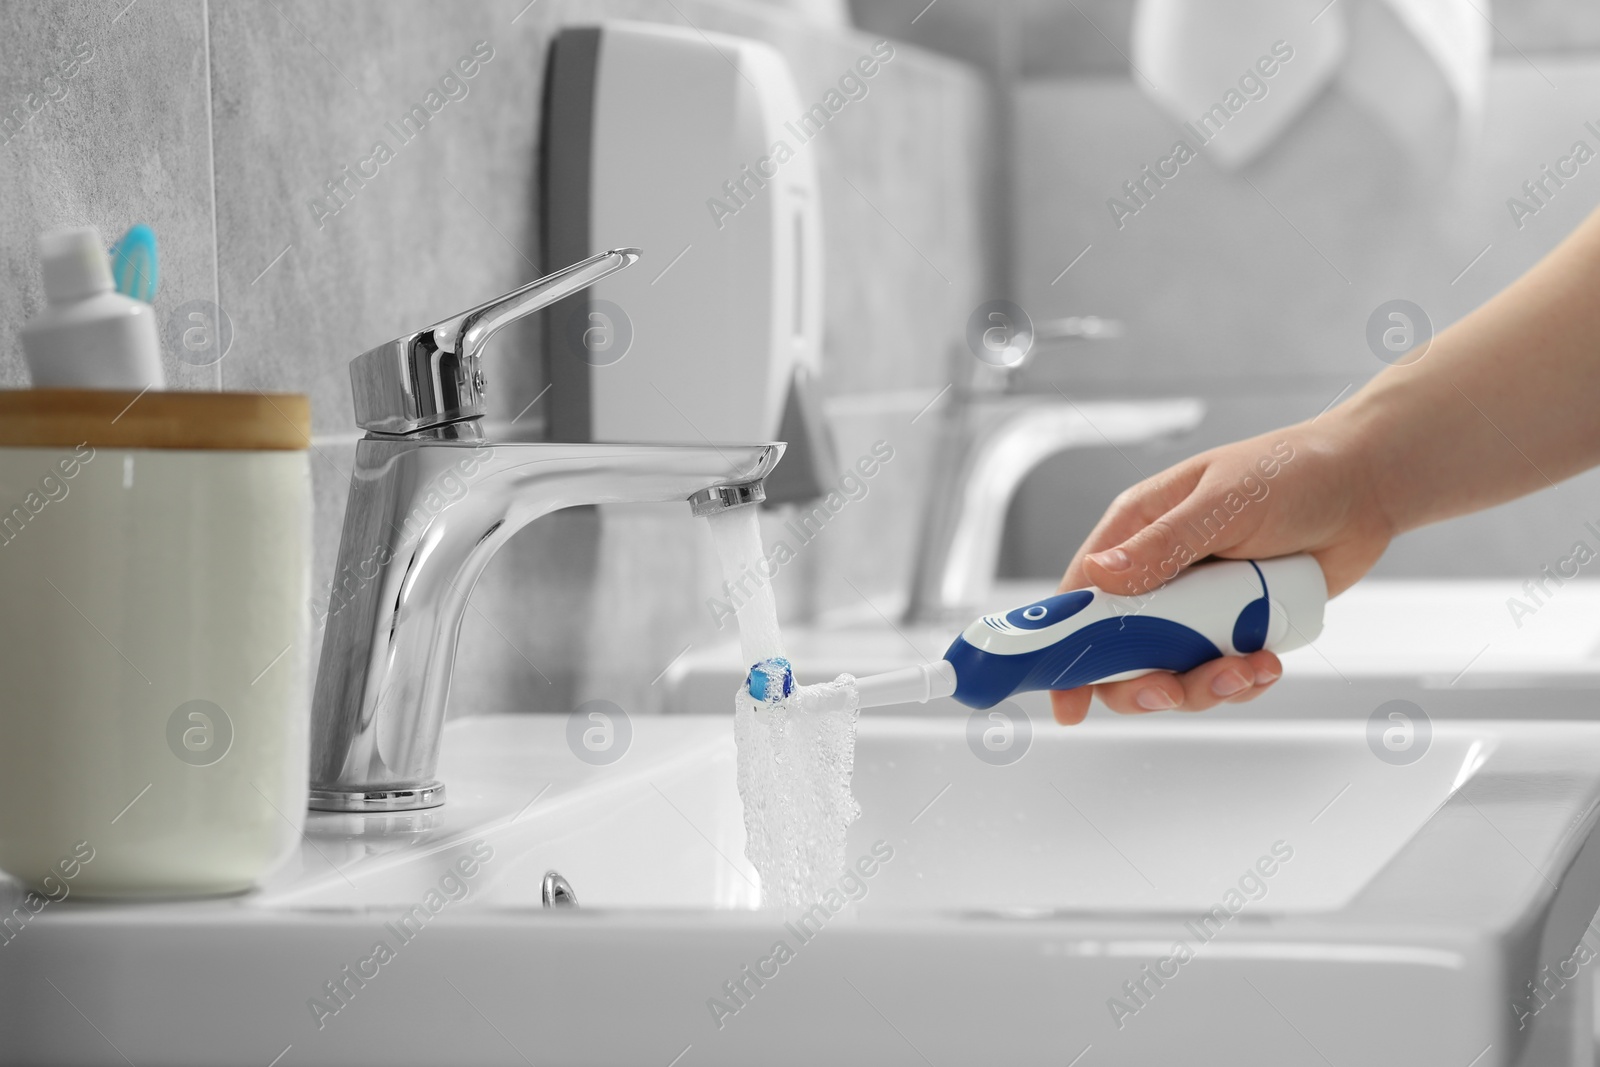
[349,248,641,435]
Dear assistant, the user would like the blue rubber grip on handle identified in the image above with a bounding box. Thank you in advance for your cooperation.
[943,616,1225,710]
[935,556,1329,710]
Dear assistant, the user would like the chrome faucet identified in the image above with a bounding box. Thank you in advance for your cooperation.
[903,315,1202,625]
[310,250,782,812]
[903,395,1202,623]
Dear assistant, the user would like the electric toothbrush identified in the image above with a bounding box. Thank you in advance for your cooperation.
[745,555,1328,711]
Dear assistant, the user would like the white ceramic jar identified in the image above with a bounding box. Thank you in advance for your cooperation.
[0,389,311,898]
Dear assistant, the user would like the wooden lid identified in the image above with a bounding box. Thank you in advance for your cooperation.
[0,390,311,451]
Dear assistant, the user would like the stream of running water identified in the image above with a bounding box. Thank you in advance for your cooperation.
[705,506,861,908]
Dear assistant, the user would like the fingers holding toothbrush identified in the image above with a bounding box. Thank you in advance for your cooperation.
[1048,422,1394,725]
[1049,650,1284,725]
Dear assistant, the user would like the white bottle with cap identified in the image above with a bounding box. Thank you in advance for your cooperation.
[20,227,165,390]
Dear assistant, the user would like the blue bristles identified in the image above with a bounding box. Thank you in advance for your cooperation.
[745,657,794,703]
[111,223,159,303]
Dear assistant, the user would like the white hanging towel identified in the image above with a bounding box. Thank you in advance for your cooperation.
[1130,0,1490,169]
[1337,0,1490,162]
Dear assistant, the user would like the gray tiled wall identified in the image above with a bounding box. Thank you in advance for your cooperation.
[0,0,218,392]
[23,0,1586,724]
[0,0,999,717]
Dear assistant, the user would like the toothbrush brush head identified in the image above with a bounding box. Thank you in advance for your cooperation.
[745,657,795,704]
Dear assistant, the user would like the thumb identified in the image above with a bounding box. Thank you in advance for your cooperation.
[1081,487,1252,596]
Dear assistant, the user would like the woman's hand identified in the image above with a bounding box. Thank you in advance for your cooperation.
[1046,204,1600,724]
[1050,416,1394,725]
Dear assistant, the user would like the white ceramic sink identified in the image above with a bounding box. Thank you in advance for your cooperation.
[7,714,1600,1065]
[848,719,1479,914]
[267,717,756,912]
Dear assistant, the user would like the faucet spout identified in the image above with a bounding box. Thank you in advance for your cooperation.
[309,431,781,812]
[904,398,1202,624]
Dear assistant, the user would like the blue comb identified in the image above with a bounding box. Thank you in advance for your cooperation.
[111,223,158,303]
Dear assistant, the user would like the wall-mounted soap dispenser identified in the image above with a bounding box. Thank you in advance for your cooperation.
[541,20,835,504]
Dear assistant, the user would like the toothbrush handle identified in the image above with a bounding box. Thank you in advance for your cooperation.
[942,556,1327,709]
